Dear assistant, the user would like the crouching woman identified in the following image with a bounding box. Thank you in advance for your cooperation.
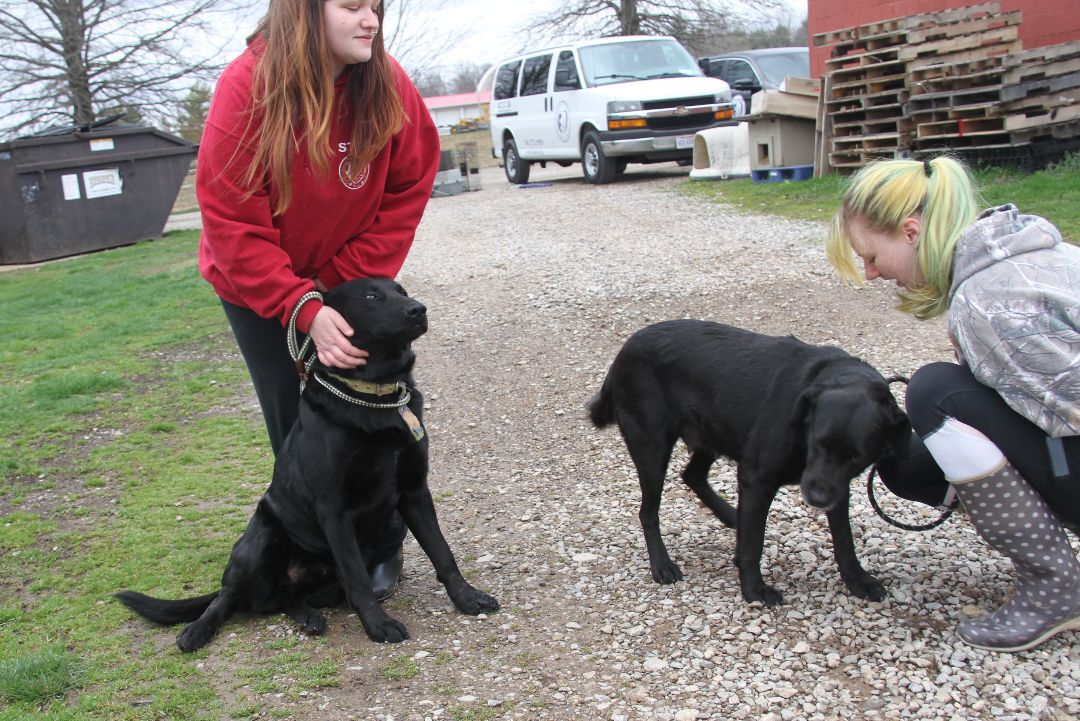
[825,155,1080,652]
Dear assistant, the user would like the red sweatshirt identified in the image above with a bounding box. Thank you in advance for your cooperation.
[197,43,439,333]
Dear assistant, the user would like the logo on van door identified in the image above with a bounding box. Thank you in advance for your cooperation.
[556,101,571,143]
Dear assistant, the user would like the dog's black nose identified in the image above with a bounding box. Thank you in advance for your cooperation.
[801,482,840,511]
[407,302,427,318]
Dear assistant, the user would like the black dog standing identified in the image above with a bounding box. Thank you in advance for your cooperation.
[589,320,910,606]
[118,278,498,650]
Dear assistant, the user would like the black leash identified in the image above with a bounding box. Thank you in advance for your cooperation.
[865,374,959,532]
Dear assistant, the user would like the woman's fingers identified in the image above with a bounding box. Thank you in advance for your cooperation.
[310,307,368,368]
[317,340,368,368]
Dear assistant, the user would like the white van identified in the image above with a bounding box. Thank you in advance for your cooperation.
[488,36,735,184]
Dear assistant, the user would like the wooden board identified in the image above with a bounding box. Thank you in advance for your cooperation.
[905,10,1022,44]
[905,40,1021,71]
[999,72,1080,103]
[1003,104,1080,131]
[812,2,1002,47]
[916,117,1005,138]
[898,26,1019,62]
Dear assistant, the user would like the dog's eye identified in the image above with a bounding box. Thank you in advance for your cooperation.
[365,292,379,300]
[819,440,854,459]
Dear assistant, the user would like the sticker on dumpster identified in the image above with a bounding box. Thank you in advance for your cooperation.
[89,138,115,152]
[82,168,122,198]
[61,174,81,200]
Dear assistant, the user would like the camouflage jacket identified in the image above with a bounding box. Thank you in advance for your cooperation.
[948,204,1080,437]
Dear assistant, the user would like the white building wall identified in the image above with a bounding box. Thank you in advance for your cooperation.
[430,104,485,128]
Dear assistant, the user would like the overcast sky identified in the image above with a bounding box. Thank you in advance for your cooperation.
[224,0,809,70]
[440,0,808,67]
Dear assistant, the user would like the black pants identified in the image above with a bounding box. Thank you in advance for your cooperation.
[877,362,1080,528]
[221,299,407,563]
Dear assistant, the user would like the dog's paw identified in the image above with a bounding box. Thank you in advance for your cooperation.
[451,586,500,616]
[650,560,683,584]
[362,612,410,643]
[742,584,784,607]
[176,622,216,653]
[845,572,887,602]
[295,611,328,636]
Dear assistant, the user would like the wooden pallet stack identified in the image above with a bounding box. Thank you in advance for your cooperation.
[908,41,1080,152]
[812,2,1080,173]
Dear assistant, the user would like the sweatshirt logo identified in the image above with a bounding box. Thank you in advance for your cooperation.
[338,157,370,190]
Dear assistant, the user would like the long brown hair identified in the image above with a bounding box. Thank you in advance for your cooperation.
[244,0,405,215]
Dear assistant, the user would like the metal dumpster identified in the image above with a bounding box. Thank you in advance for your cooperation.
[0,118,197,264]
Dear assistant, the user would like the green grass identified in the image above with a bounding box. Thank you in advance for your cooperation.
[0,646,84,704]
[448,705,499,721]
[234,649,342,697]
[0,232,280,720]
[976,152,1080,241]
[379,655,419,680]
[681,151,1080,243]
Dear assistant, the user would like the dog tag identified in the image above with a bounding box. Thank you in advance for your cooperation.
[399,406,426,441]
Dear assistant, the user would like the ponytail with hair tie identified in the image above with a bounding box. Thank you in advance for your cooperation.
[825,155,981,320]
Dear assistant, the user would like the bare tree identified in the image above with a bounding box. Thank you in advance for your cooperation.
[523,0,788,57]
[696,15,809,54]
[410,68,450,98]
[447,63,490,94]
[383,0,465,79]
[0,0,248,138]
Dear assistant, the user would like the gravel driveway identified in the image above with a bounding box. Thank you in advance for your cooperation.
[257,163,1080,721]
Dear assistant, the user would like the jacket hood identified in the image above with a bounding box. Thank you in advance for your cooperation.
[949,204,1062,302]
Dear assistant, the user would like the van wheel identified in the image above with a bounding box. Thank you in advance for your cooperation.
[582,132,616,184]
[503,138,530,184]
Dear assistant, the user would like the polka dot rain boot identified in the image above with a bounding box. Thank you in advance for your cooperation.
[951,463,1080,652]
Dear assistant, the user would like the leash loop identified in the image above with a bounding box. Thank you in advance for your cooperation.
[287,291,323,390]
[866,374,959,532]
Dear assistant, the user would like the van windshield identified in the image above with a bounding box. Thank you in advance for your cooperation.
[578,39,702,87]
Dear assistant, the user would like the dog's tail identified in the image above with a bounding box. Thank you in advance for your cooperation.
[586,373,616,428]
[115,590,218,625]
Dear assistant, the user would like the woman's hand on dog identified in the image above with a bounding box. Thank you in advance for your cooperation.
[309,306,368,368]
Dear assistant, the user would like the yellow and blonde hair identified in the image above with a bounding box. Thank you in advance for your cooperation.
[243,0,404,215]
[825,156,981,319]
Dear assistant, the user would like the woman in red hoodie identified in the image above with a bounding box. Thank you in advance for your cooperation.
[196,0,439,601]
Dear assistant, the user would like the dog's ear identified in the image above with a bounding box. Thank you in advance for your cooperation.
[790,386,818,429]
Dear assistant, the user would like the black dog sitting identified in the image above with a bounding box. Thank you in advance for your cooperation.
[588,320,909,606]
[117,278,498,650]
